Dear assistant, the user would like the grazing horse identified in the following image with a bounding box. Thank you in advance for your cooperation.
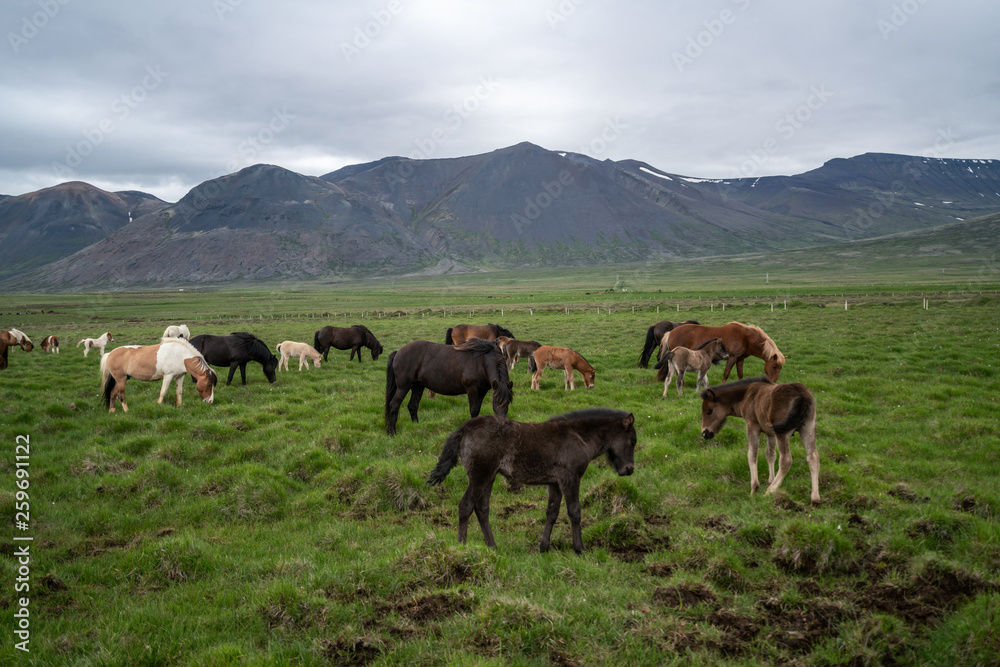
[530,345,595,390]
[496,336,543,371]
[428,409,637,553]
[667,322,786,382]
[40,335,60,353]
[276,340,322,371]
[163,324,191,339]
[654,337,729,397]
[638,319,700,368]
[700,377,820,504]
[445,323,515,346]
[189,332,278,385]
[100,338,218,413]
[77,332,114,357]
[384,339,513,435]
[7,329,33,352]
[313,324,383,362]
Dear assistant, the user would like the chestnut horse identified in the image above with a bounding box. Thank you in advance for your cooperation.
[313,324,383,362]
[7,329,33,352]
[654,337,728,397]
[638,319,699,368]
[100,338,218,413]
[77,332,114,357]
[530,345,595,390]
[428,408,636,553]
[384,339,513,435]
[41,335,60,353]
[666,322,786,382]
[700,377,820,504]
[496,336,542,371]
[445,323,514,346]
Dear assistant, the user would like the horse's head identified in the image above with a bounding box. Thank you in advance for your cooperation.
[106,332,114,342]
[263,354,279,383]
[699,388,731,440]
[605,413,636,477]
[185,359,218,404]
[370,339,383,361]
[764,354,784,382]
[582,368,596,389]
[22,340,34,352]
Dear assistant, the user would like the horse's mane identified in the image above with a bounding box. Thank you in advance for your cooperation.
[695,337,721,351]
[454,338,499,356]
[575,350,594,371]
[229,332,272,360]
[706,375,773,394]
[548,408,631,423]
[729,323,784,363]
[353,324,379,347]
[491,323,515,338]
[160,336,202,357]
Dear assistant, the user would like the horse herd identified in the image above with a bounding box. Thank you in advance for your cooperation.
[3,316,819,553]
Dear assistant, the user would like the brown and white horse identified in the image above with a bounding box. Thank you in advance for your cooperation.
[78,332,114,357]
[40,335,60,353]
[100,338,217,413]
[530,345,596,390]
[6,329,33,352]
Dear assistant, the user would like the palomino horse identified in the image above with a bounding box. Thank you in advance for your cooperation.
[428,408,637,553]
[313,324,383,362]
[530,345,595,390]
[100,338,218,413]
[445,323,514,346]
[654,337,729,397]
[638,319,699,368]
[7,329,33,352]
[163,324,191,339]
[77,332,113,357]
[496,336,542,371]
[189,332,278,385]
[700,377,820,504]
[384,339,513,435]
[666,322,786,382]
[276,341,322,371]
[40,336,59,353]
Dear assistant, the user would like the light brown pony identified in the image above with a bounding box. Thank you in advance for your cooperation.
[666,322,786,382]
[78,332,114,357]
[496,336,543,371]
[654,337,728,397]
[530,345,595,390]
[41,335,60,353]
[445,323,514,346]
[700,377,820,504]
[100,338,218,413]
[276,340,322,371]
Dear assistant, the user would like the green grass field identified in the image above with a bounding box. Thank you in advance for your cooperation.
[2,270,999,665]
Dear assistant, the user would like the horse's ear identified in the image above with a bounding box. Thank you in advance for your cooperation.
[702,389,717,401]
[623,413,634,428]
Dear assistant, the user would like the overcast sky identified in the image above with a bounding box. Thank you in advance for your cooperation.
[2,0,998,202]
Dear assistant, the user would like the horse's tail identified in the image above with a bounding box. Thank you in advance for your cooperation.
[772,391,814,435]
[654,350,673,382]
[384,350,398,423]
[445,328,454,345]
[639,325,658,368]
[77,339,84,347]
[99,354,114,408]
[313,330,322,353]
[529,351,538,373]
[427,425,464,485]
[276,342,283,356]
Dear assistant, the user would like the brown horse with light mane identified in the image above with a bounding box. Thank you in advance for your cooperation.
[445,323,514,346]
[530,345,595,390]
[666,322,786,382]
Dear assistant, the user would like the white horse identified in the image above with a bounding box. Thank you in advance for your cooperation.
[162,324,191,339]
[78,332,114,357]
[7,328,33,351]
[276,340,322,371]
[100,337,217,413]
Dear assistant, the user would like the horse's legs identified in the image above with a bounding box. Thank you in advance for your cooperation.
[696,369,709,394]
[354,346,362,362]
[531,368,543,390]
[539,483,563,552]
[239,363,248,385]
[746,425,761,495]
[735,357,745,379]
[563,367,573,391]
[473,476,497,548]
[157,376,173,404]
[799,418,821,504]
[114,374,128,413]
[764,433,777,485]
[174,375,184,406]
[386,382,410,434]
[407,385,425,422]
[563,480,584,554]
[765,434,793,497]
[458,473,496,547]
[225,364,238,386]
[721,356,737,381]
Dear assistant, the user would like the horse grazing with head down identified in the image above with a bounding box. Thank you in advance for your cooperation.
[384,339,513,435]
[276,341,322,371]
[100,338,218,413]
[6,329,33,352]
[428,408,637,554]
[638,319,699,368]
[77,332,113,357]
[313,325,383,362]
[189,332,278,385]
[654,337,729,397]
[40,336,59,353]
[700,377,820,504]
[667,322,786,382]
[530,345,595,390]
[445,323,514,346]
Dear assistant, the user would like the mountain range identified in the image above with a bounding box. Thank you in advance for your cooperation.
[1,143,998,290]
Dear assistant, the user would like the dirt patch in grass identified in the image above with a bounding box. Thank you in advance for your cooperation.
[858,561,998,625]
[888,483,928,503]
[653,582,716,608]
[706,609,760,655]
[497,501,538,519]
[319,637,382,666]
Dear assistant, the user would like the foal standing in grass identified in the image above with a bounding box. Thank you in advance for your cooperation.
[700,377,820,504]
[276,341,322,371]
[654,337,728,397]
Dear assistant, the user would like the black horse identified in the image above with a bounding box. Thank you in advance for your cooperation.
[189,332,278,386]
[638,319,700,368]
[313,324,383,362]
[428,408,637,554]
[385,339,513,435]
